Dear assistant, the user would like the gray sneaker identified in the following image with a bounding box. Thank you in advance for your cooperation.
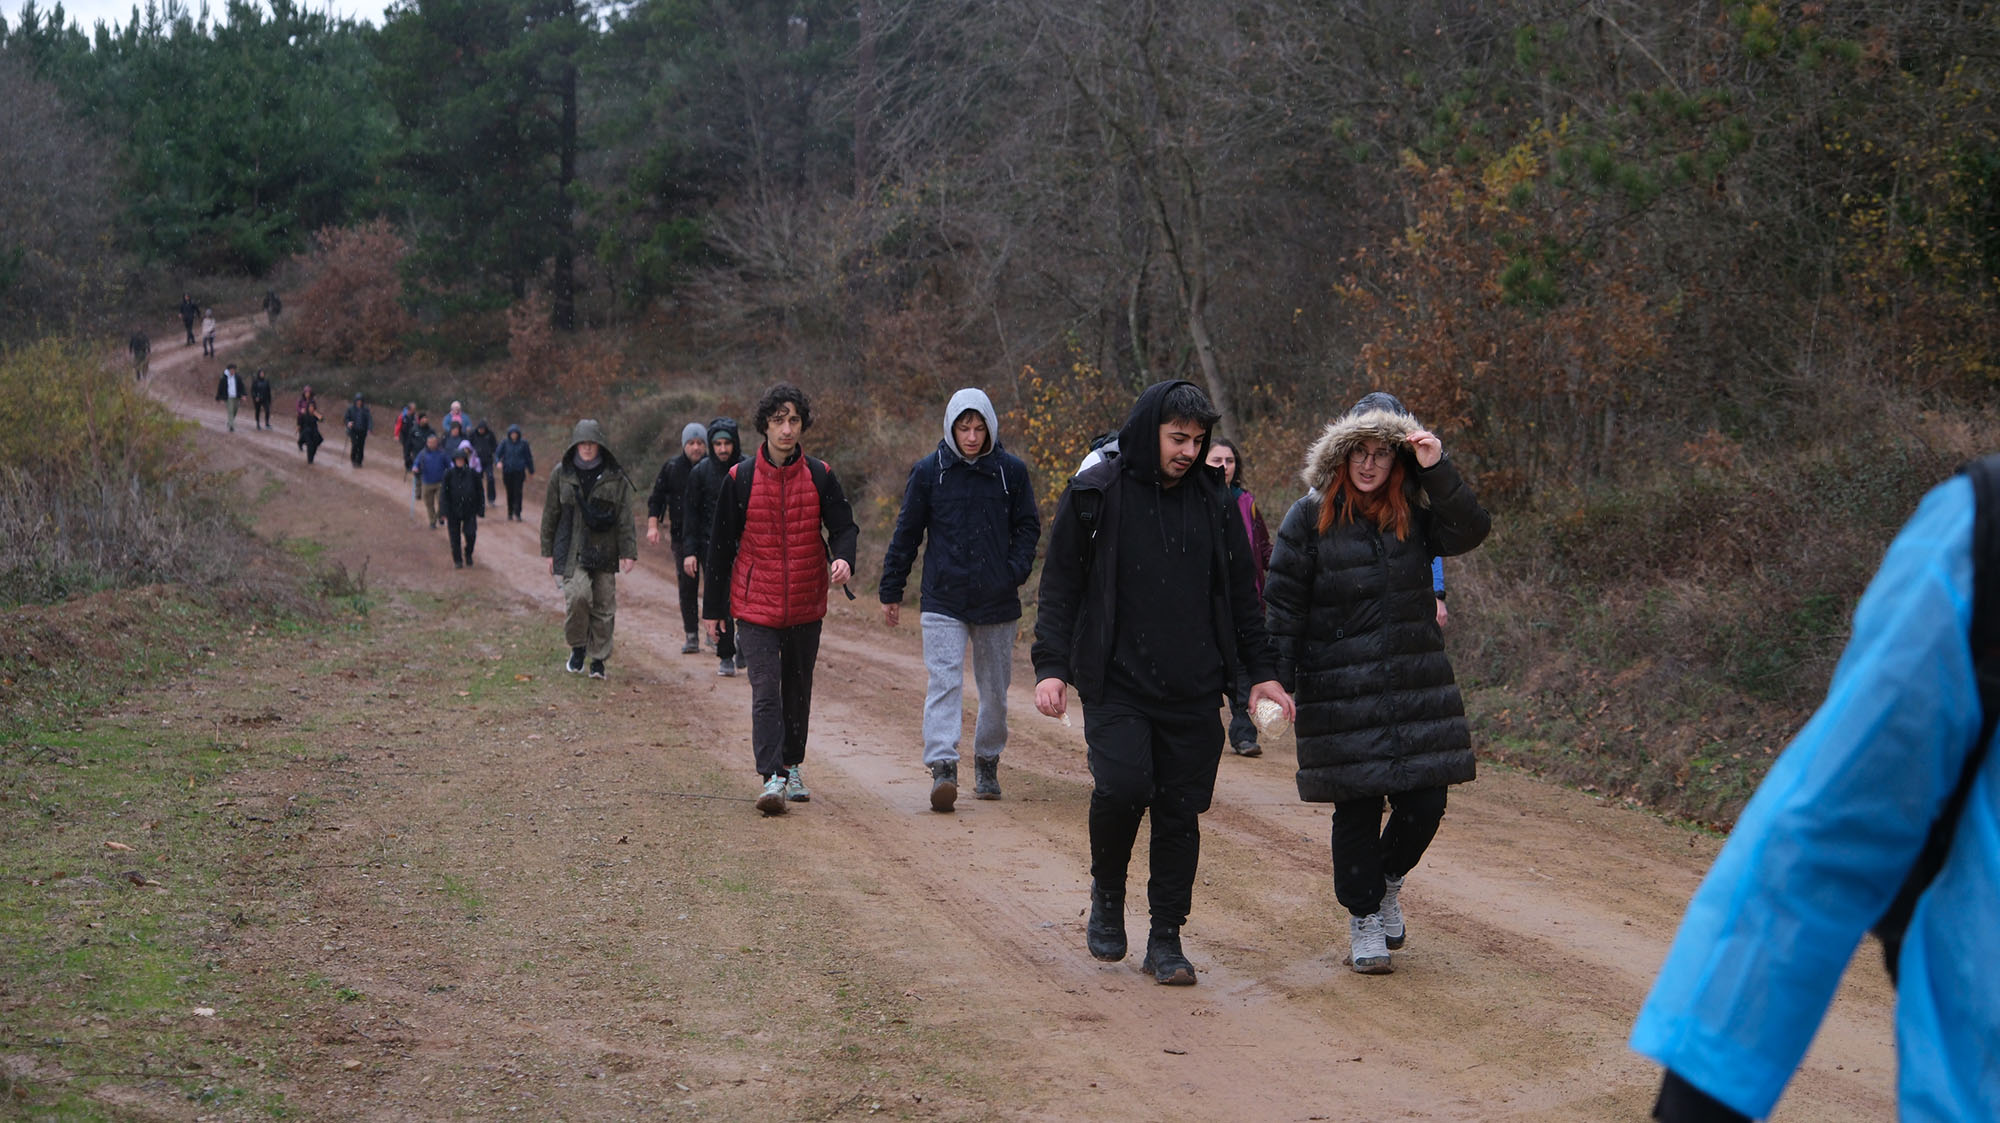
[755,773,788,815]
[1380,874,1405,950]
[785,765,811,802]
[929,760,958,812]
[718,656,736,678]
[972,756,1001,800]
[1347,912,1393,974]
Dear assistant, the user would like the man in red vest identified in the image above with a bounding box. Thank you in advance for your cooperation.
[703,384,860,815]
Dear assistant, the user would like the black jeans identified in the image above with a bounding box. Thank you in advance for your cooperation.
[349,430,367,467]
[677,564,701,635]
[447,515,479,565]
[1225,666,1258,748]
[484,465,496,503]
[503,470,525,518]
[694,561,735,658]
[1330,786,1449,917]
[1083,694,1224,930]
[253,401,271,429]
[736,620,821,778]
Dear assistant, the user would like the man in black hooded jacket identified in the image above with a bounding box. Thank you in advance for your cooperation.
[1033,380,1294,986]
[681,417,745,677]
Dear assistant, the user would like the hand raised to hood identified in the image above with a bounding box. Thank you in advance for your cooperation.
[1407,429,1442,468]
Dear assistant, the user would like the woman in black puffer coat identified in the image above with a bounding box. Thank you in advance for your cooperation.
[1262,392,1490,975]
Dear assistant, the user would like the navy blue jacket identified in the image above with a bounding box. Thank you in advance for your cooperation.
[879,439,1041,625]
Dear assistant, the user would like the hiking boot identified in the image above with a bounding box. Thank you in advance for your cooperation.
[588,659,606,680]
[1347,913,1393,974]
[972,756,1001,800]
[1231,738,1262,757]
[1380,874,1405,950]
[1086,882,1126,961]
[929,760,958,812]
[565,647,586,674]
[785,765,811,802]
[1140,927,1197,985]
[718,656,736,678]
[755,773,789,815]
[682,632,700,654]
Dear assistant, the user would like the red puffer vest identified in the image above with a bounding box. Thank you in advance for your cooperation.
[729,451,831,628]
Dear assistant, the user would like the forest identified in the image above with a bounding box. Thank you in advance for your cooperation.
[7,0,2000,824]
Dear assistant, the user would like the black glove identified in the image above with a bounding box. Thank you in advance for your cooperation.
[1653,1071,1752,1123]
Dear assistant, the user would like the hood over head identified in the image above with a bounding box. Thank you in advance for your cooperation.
[942,388,1000,461]
[681,421,708,446]
[1301,392,1422,495]
[474,419,490,432]
[564,419,620,468]
[705,416,741,463]
[506,423,521,437]
[453,442,471,462]
[1115,379,1212,487]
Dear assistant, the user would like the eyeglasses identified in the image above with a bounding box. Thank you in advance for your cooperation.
[1348,447,1396,469]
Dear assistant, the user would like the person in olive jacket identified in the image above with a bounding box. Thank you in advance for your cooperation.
[539,419,638,680]
[878,387,1041,811]
[1261,391,1490,976]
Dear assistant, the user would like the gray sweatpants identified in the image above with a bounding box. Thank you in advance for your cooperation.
[920,612,1016,767]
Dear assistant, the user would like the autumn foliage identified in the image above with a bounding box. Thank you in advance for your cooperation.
[287,219,413,365]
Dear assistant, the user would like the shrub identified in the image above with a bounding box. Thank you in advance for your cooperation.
[286,219,414,365]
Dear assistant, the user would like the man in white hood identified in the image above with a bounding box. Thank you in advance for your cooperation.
[878,388,1043,811]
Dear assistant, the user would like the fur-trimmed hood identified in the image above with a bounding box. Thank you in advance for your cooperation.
[1300,393,1422,494]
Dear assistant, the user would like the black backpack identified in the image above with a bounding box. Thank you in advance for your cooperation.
[1871,453,2000,981]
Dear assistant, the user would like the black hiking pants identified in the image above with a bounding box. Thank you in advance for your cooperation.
[253,401,271,429]
[350,431,367,467]
[503,470,526,519]
[736,620,820,778]
[447,515,479,566]
[1083,693,1223,932]
[1330,786,1449,917]
[677,565,701,635]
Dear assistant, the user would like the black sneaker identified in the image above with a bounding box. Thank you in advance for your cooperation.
[972,756,1001,799]
[681,632,700,654]
[1231,739,1262,757]
[734,650,747,670]
[1086,881,1126,961]
[565,647,586,674]
[1140,927,1197,985]
[929,760,958,813]
[588,659,606,680]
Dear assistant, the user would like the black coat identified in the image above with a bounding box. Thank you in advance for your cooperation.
[441,465,487,520]
[648,452,700,554]
[470,425,500,472]
[680,446,742,567]
[879,438,1041,625]
[1262,408,1491,803]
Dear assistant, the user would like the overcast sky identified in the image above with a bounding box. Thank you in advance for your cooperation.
[22,1,392,32]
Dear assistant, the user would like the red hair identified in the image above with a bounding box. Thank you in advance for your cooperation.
[1318,455,1412,539]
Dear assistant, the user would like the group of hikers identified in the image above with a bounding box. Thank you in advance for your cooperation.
[394,401,535,570]
[531,377,1487,993]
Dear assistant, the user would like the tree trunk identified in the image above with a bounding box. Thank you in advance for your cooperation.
[551,33,579,333]
[855,0,877,196]
[1150,154,1237,436]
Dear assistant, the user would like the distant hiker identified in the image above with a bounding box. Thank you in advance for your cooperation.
[1633,462,2000,1123]
[878,388,1041,811]
[1032,380,1292,985]
[540,419,638,681]
[441,400,471,437]
[394,403,417,468]
[681,416,745,676]
[406,412,438,498]
[215,364,245,432]
[296,386,325,465]
[444,420,467,453]
[1261,393,1489,976]
[495,424,536,521]
[179,293,199,345]
[128,329,149,381]
[1206,437,1274,758]
[250,369,273,430]
[200,309,217,357]
[261,288,282,323]
[411,433,451,527]
[470,420,500,503]
[344,394,373,468]
[647,421,708,653]
[702,385,858,815]
[442,443,486,569]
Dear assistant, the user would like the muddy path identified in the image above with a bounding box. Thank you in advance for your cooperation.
[145,321,1895,1120]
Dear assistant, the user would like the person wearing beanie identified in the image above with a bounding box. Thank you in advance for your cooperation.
[540,420,638,680]
[441,442,487,569]
[343,393,373,468]
[878,387,1042,811]
[495,423,536,520]
[648,421,710,653]
[681,416,745,677]
[1261,390,1490,975]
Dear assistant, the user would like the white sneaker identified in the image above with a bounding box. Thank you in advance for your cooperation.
[784,765,810,802]
[755,774,788,815]
[1381,875,1405,950]
[1347,912,1393,974]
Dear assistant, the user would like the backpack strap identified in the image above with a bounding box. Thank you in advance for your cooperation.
[1874,453,2000,981]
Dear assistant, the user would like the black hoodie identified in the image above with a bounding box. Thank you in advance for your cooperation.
[1031,380,1278,706]
[680,416,743,567]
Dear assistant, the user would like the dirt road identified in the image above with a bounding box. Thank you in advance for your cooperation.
[147,322,1895,1120]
